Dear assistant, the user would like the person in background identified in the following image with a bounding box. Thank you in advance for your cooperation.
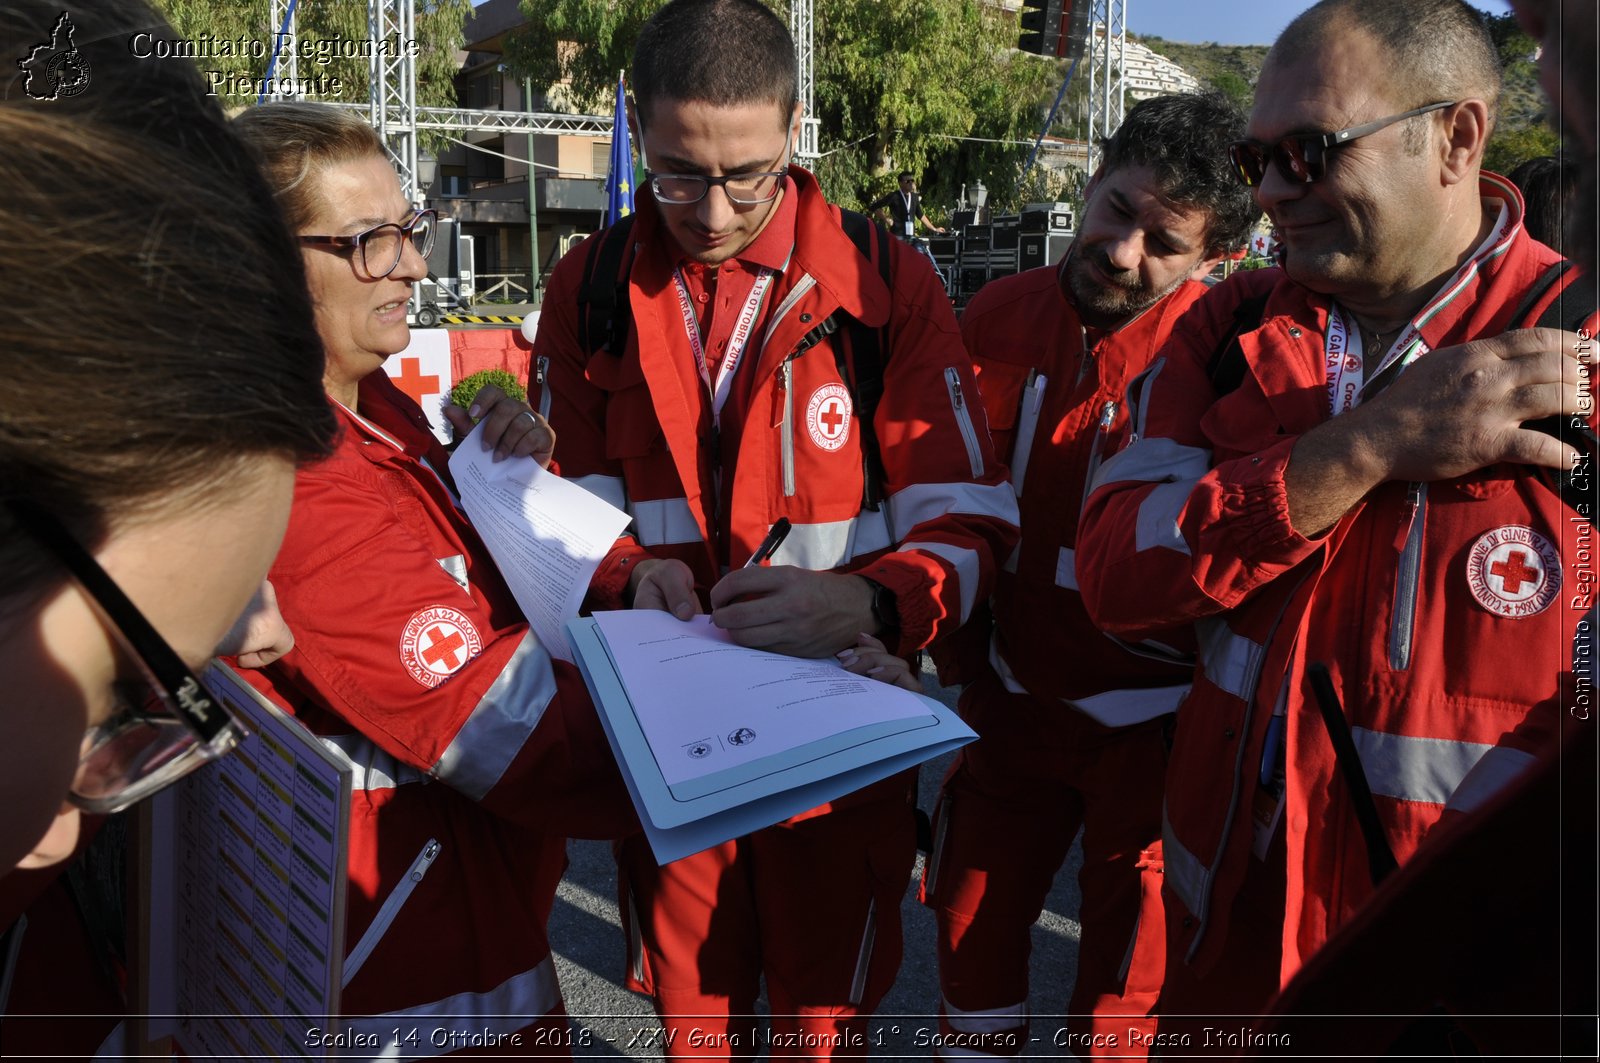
[870,170,948,240]
[1075,0,1596,1044]
[530,0,1018,1055]
[925,91,1256,1060]
[1,0,336,1052]
[1508,154,1579,254]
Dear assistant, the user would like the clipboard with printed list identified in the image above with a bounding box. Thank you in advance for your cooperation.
[565,611,976,864]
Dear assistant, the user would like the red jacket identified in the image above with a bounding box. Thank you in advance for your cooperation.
[532,167,1018,660]
[245,373,633,1047]
[945,264,1202,722]
[1076,177,1596,980]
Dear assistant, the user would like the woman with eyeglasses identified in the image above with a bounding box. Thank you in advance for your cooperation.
[0,3,336,876]
[227,102,645,1051]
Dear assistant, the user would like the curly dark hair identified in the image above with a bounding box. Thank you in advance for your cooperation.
[1097,90,1258,256]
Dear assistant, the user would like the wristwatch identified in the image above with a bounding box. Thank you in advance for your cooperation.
[862,576,900,636]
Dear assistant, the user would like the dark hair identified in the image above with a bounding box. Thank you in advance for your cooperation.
[0,0,336,596]
[232,102,388,232]
[632,0,797,131]
[1097,91,1258,256]
[898,171,914,182]
[1271,0,1502,142]
[1508,154,1579,253]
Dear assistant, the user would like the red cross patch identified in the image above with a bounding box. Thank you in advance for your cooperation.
[399,605,484,688]
[1465,525,1561,618]
[805,383,852,453]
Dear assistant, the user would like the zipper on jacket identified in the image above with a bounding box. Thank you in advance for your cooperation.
[781,358,797,496]
[341,838,441,987]
[1389,482,1427,671]
[1080,400,1119,514]
[534,355,552,420]
[945,367,985,478]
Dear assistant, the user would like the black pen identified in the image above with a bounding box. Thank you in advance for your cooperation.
[744,517,792,568]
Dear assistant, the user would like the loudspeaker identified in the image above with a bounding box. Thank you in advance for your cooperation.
[1020,232,1073,270]
[1020,207,1074,232]
[927,236,960,260]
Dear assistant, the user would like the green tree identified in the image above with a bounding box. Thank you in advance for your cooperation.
[505,0,1060,215]
[149,0,469,109]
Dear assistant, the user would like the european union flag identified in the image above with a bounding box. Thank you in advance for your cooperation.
[605,72,635,225]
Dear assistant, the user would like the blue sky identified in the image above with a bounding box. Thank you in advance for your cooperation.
[1132,0,1515,46]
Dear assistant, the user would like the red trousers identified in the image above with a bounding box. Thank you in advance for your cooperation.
[924,673,1169,1058]
[616,779,917,1060]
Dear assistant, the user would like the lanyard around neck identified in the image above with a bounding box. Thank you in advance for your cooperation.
[670,265,776,424]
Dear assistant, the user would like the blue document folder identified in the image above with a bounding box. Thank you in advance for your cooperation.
[565,616,977,864]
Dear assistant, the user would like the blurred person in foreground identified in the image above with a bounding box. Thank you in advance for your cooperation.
[923,91,1255,1059]
[1074,0,1597,1046]
[1,0,336,1052]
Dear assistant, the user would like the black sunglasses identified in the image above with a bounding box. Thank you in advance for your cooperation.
[299,208,437,279]
[1228,101,1457,188]
[4,498,244,814]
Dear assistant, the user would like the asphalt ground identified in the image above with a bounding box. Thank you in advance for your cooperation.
[545,658,1087,1060]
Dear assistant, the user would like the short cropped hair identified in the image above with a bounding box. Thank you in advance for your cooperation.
[633,0,797,130]
[898,171,914,182]
[1097,91,1258,256]
[1271,0,1502,140]
[233,102,387,232]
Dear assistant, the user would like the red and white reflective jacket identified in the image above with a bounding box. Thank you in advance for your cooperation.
[942,264,1203,723]
[244,372,633,1052]
[532,167,1017,658]
[1076,177,1597,981]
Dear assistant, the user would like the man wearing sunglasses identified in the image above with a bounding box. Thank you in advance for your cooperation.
[1074,0,1598,1033]
[530,1,1017,1056]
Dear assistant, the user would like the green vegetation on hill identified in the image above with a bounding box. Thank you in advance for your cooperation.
[1128,34,1267,111]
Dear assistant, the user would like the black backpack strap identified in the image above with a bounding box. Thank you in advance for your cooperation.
[1205,290,1272,397]
[836,208,893,510]
[576,213,638,356]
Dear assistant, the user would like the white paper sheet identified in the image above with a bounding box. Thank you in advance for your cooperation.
[449,422,631,662]
[590,610,932,787]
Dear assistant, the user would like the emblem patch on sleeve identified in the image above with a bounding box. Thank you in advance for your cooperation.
[1465,525,1561,618]
[399,606,484,688]
[805,383,853,452]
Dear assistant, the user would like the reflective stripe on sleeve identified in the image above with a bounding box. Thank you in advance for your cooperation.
[1349,726,1495,807]
[1091,437,1212,490]
[1135,481,1194,556]
[902,540,981,624]
[567,473,628,512]
[431,632,558,801]
[1161,804,1208,918]
[342,955,562,1060]
[631,496,703,546]
[1443,745,1539,813]
[772,508,894,570]
[1054,546,1076,589]
[319,734,427,791]
[887,481,1020,542]
[1196,616,1266,702]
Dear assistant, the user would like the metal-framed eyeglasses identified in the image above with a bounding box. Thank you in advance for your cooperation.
[299,208,437,279]
[4,498,245,815]
[1227,101,1457,188]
